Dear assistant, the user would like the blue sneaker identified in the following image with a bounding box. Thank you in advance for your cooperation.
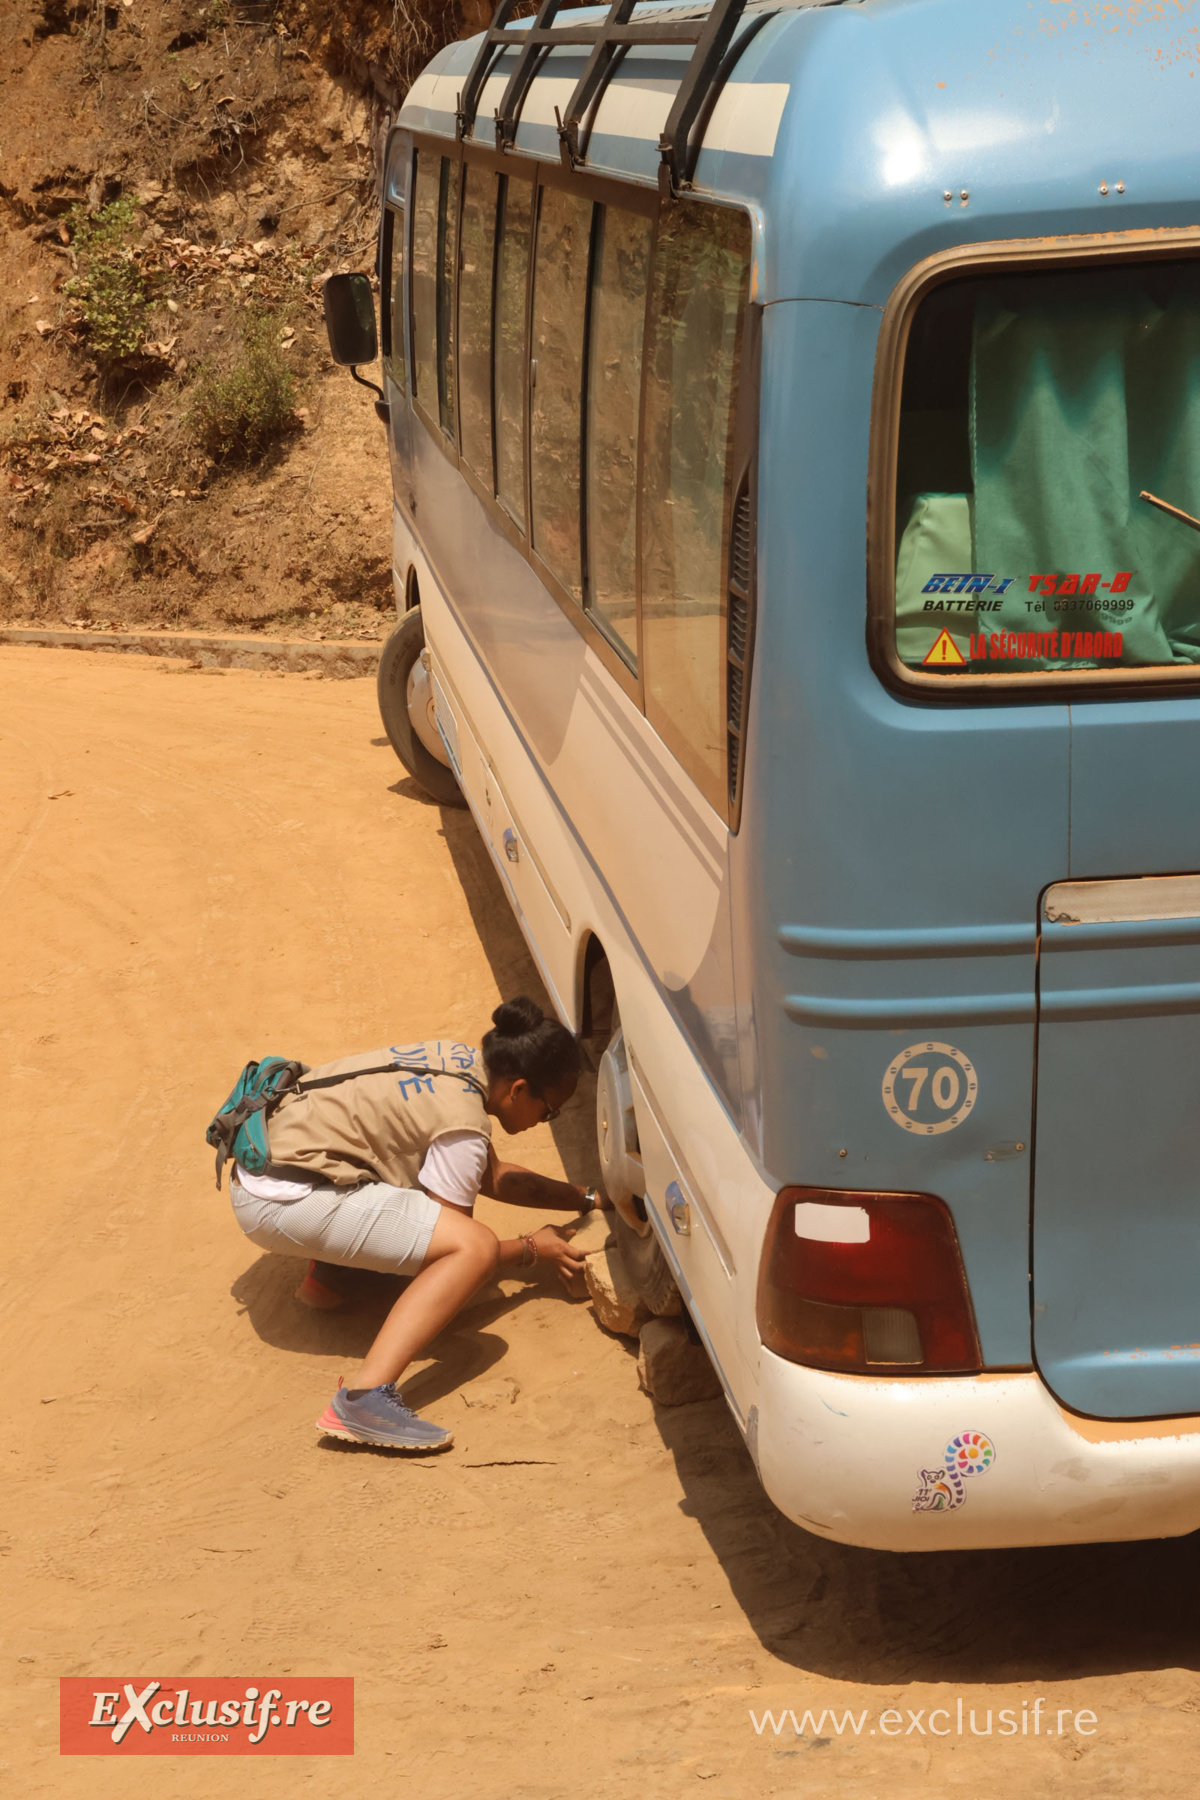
[316,1380,453,1451]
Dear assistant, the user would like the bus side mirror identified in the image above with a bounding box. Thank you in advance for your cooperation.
[322,272,378,367]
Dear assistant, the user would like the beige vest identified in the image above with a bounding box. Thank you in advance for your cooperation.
[265,1040,490,1189]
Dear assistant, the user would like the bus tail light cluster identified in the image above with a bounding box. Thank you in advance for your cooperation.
[756,1187,982,1375]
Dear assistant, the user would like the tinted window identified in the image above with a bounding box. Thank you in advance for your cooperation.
[411,150,439,417]
[436,160,458,441]
[382,205,405,395]
[893,261,1200,679]
[584,204,651,665]
[494,175,534,528]
[641,204,750,810]
[411,151,457,440]
[530,185,593,601]
[458,164,498,487]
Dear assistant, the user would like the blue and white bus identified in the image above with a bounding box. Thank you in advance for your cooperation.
[324,0,1200,1550]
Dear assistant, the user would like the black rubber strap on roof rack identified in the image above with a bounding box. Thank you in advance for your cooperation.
[495,0,566,150]
[680,7,772,187]
[456,0,527,144]
[569,37,629,168]
[556,0,640,168]
[657,0,749,195]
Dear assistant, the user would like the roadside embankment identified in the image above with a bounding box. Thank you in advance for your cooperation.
[0,625,379,677]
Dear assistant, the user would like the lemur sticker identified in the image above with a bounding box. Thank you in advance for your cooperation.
[912,1431,997,1513]
[882,1041,978,1135]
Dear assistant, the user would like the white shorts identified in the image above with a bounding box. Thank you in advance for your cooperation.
[230,1177,441,1276]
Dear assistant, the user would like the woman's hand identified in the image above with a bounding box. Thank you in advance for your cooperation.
[532,1224,585,1289]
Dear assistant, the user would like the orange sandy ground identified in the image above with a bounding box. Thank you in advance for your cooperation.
[1,646,1198,1799]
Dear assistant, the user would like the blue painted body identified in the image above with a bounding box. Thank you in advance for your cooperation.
[394,0,1200,1421]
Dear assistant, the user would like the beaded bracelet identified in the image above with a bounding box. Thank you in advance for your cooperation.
[521,1232,539,1266]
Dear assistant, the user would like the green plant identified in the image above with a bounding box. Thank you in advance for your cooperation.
[64,195,149,364]
[187,309,297,462]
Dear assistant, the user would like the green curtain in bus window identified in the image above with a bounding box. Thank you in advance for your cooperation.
[494,175,533,529]
[436,159,459,441]
[531,186,592,601]
[585,205,650,666]
[895,493,974,663]
[458,164,497,487]
[642,204,749,810]
[971,268,1200,667]
[411,152,439,417]
[384,205,406,396]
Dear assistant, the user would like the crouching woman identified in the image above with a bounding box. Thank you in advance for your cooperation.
[229,997,593,1451]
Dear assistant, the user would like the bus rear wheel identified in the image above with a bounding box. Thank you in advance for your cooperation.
[611,1207,681,1318]
[596,1014,680,1317]
[376,607,466,807]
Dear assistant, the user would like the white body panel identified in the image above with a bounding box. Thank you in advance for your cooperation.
[757,1352,1200,1551]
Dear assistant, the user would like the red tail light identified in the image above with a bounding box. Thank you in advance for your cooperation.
[757,1186,981,1375]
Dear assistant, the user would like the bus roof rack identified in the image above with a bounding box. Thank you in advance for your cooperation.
[455,0,772,195]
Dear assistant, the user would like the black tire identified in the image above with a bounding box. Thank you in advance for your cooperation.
[376,607,466,807]
[612,1206,681,1318]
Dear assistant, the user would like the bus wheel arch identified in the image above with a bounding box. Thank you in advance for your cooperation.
[375,605,466,807]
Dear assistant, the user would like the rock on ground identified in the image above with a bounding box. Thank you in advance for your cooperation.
[544,1210,616,1299]
[585,1243,649,1338]
[637,1316,723,1406]
[566,1208,617,1257]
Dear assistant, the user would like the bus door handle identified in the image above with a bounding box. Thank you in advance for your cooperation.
[502,828,520,865]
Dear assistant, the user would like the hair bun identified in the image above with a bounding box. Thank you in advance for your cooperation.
[490,995,545,1037]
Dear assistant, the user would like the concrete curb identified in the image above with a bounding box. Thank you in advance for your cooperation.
[0,627,382,678]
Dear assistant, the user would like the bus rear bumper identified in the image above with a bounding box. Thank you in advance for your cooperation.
[754,1349,1200,1551]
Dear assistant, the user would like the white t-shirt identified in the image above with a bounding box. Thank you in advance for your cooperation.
[234,1128,489,1213]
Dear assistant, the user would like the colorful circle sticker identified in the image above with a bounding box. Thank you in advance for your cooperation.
[945,1430,996,1478]
[882,1040,978,1135]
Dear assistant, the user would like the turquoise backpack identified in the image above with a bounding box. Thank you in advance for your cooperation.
[206,1057,309,1190]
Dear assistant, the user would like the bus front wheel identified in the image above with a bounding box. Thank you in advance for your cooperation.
[376,607,466,807]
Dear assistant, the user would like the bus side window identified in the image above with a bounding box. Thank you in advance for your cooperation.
[641,204,751,817]
[411,150,458,442]
[411,150,439,424]
[494,174,534,530]
[382,204,406,396]
[458,163,499,490]
[584,204,651,668]
[436,158,458,441]
[530,185,593,602]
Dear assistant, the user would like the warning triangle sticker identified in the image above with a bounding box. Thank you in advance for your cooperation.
[922,629,967,667]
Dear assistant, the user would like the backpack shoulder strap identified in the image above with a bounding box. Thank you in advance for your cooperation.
[295,1061,487,1101]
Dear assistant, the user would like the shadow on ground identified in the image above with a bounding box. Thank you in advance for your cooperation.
[231,1250,580,1415]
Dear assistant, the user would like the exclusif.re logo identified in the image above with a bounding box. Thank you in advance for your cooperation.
[59,1678,353,1757]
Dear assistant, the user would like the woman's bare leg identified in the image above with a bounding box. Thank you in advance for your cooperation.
[351,1206,499,1391]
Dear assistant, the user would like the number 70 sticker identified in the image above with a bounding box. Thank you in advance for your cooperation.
[882,1042,978,1135]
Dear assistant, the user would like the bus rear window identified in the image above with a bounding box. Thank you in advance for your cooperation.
[894,259,1200,680]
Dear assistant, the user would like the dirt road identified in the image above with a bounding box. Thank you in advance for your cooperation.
[2,645,1198,1799]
